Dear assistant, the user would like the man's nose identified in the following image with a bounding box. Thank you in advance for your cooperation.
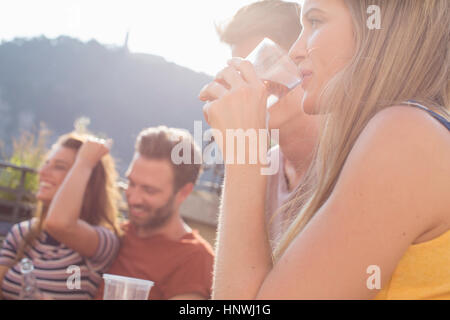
[126,188,143,206]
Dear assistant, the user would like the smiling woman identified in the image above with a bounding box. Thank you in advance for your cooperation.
[0,132,121,300]
[289,0,356,114]
[201,0,450,300]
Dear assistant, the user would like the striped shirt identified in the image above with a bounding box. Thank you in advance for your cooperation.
[0,219,120,300]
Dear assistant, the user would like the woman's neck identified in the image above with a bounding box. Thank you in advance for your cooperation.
[278,114,318,182]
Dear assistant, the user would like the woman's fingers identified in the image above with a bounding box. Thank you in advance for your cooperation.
[78,138,112,169]
[202,101,213,124]
[216,66,246,89]
[199,81,228,102]
[86,137,112,152]
[199,63,250,102]
[227,58,260,85]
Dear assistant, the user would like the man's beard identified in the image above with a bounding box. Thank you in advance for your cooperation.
[128,195,176,230]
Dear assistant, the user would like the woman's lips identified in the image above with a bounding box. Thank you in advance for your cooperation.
[38,181,55,190]
[300,69,313,87]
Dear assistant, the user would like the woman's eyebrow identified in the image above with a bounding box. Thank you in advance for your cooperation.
[303,7,326,17]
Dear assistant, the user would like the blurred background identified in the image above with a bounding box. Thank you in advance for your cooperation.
[0,0,268,244]
[0,0,258,170]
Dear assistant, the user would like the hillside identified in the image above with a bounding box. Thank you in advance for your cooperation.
[0,36,214,174]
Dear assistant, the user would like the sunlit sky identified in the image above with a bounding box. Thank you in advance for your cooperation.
[0,0,304,76]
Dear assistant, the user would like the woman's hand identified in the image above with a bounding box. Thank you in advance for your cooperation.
[75,137,112,170]
[200,62,274,300]
[44,136,114,258]
[199,58,269,162]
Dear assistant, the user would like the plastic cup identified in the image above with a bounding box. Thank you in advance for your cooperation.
[246,38,302,114]
[102,274,154,300]
[246,38,302,93]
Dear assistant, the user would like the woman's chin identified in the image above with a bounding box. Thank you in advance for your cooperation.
[301,93,319,115]
[36,192,52,205]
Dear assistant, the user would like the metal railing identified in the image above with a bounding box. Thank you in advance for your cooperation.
[0,162,37,242]
[0,161,37,220]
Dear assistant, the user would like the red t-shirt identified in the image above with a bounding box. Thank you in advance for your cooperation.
[96,222,215,300]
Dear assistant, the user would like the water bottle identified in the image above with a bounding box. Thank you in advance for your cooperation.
[19,258,41,300]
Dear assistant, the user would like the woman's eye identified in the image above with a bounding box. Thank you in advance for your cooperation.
[41,160,50,168]
[309,18,322,28]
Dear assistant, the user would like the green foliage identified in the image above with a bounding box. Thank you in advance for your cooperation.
[0,124,50,203]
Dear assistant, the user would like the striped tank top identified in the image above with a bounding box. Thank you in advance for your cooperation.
[0,219,120,299]
[375,101,450,300]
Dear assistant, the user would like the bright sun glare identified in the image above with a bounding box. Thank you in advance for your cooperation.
[0,0,288,76]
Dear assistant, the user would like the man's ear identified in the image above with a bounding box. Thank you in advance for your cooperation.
[175,183,195,205]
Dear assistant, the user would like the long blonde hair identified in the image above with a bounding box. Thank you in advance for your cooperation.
[14,132,122,264]
[274,0,449,260]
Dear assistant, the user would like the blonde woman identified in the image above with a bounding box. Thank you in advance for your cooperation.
[0,133,121,299]
[200,0,449,299]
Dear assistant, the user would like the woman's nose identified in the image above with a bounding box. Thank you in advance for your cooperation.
[288,33,307,65]
[38,163,50,177]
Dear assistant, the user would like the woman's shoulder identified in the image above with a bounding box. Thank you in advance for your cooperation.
[347,104,450,219]
[358,103,450,175]
[357,105,449,159]
[10,219,35,238]
[323,104,450,250]
[1,219,35,249]
[369,105,449,138]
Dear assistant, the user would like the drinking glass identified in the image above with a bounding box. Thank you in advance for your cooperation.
[245,38,302,108]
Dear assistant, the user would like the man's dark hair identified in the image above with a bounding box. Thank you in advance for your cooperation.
[135,126,202,192]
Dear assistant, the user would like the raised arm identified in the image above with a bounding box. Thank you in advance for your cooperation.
[213,164,272,299]
[200,58,274,299]
[44,138,113,258]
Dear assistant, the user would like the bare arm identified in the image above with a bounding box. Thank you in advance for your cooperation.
[200,58,449,299]
[44,139,112,258]
[213,165,272,300]
[216,106,449,299]
[200,58,274,300]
